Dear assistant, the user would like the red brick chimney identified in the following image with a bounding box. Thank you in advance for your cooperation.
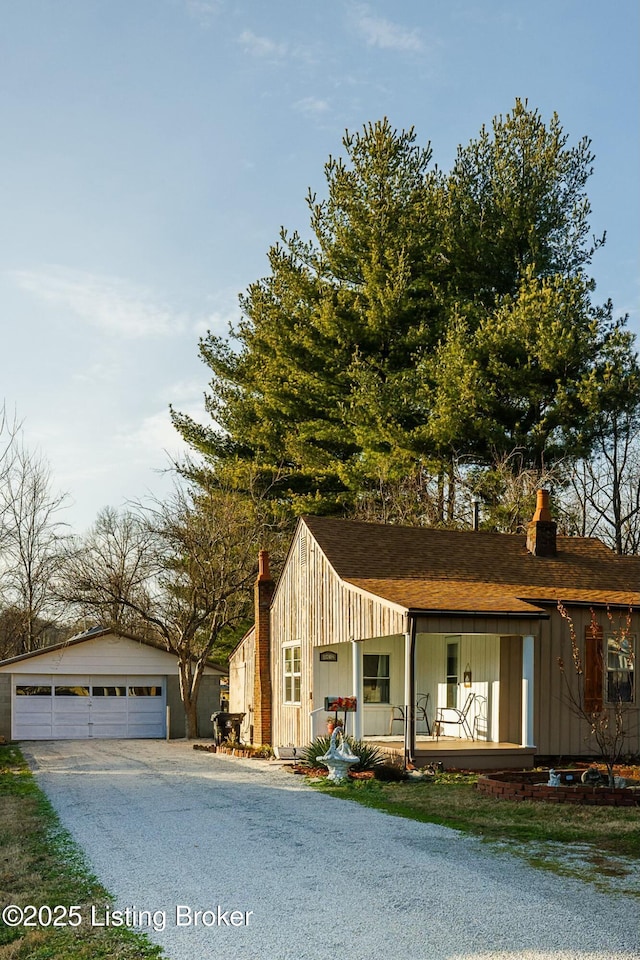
[252,550,274,746]
[526,489,557,557]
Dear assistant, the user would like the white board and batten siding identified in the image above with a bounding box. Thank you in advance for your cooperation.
[228,628,255,744]
[270,521,406,746]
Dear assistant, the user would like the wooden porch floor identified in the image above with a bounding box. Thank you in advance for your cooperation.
[366,735,536,771]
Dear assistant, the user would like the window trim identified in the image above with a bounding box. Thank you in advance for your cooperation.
[446,637,460,709]
[283,642,302,705]
[363,653,391,705]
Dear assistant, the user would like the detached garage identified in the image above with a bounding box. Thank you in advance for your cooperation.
[0,626,223,741]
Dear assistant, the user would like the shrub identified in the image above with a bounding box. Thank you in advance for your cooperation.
[374,763,408,782]
[301,735,386,772]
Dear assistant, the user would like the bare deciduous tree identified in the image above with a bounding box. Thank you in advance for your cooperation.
[62,485,267,737]
[564,426,640,554]
[557,602,636,785]
[0,414,69,654]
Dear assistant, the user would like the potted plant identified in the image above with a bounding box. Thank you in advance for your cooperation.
[326,716,343,735]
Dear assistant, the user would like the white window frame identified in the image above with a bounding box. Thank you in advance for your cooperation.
[363,653,391,704]
[283,643,301,705]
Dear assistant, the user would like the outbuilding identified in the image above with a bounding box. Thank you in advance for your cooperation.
[0,626,223,740]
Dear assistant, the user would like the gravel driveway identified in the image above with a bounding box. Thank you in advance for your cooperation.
[22,739,640,960]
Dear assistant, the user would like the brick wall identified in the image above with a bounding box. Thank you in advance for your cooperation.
[252,552,274,746]
[477,770,639,807]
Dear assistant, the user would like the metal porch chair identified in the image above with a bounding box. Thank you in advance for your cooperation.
[435,692,476,740]
[388,693,431,736]
[472,695,488,740]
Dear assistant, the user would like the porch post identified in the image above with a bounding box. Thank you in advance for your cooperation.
[404,617,416,765]
[521,634,535,748]
[352,639,364,740]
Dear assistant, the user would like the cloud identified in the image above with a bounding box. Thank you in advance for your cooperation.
[294,96,331,118]
[183,0,223,27]
[238,30,288,61]
[116,409,188,460]
[10,267,186,339]
[352,5,424,53]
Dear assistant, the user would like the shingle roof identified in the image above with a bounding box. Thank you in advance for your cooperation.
[302,516,640,613]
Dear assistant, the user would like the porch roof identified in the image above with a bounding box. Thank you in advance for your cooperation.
[345,577,637,613]
[303,516,639,614]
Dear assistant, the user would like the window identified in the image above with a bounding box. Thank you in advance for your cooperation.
[92,686,127,697]
[128,686,162,697]
[283,645,301,703]
[446,639,459,708]
[607,634,634,703]
[55,686,90,697]
[16,685,51,696]
[363,654,390,704]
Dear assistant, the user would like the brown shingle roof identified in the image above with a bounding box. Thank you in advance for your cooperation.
[302,516,640,613]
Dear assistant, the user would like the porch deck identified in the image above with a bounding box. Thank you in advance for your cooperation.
[366,735,536,771]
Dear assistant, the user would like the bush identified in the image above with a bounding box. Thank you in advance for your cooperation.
[301,735,386,772]
[374,763,408,782]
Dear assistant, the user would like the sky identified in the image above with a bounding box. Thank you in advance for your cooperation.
[1,0,638,535]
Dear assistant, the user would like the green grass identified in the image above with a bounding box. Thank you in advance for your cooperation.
[313,771,640,860]
[0,745,164,960]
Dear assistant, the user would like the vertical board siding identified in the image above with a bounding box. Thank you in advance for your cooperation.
[229,629,255,744]
[536,606,640,758]
[270,523,405,746]
[233,520,640,758]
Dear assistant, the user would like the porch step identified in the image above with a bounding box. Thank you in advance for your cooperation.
[368,738,536,772]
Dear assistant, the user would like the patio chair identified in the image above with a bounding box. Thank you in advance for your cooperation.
[472,695,488,740]
[415,693,431,735]
[435,692,476,740]
[388,694,431,736]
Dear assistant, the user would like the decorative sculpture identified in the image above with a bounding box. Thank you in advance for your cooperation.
[318,727,359,782]
[547,769,561,787]
[581,764,604,786]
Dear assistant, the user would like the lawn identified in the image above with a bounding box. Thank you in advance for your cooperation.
[0,744,164,960]
[314,770,640,860]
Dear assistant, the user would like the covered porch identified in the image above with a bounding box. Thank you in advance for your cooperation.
[310,611,543,770]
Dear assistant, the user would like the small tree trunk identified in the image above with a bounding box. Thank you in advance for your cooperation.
[178,654,205,740]
[184,698,199,739]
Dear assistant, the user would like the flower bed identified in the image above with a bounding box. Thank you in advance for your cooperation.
[477,768,640,806]
[291,764,375,780]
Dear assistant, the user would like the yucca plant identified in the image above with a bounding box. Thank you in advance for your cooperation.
[301,735,386,772]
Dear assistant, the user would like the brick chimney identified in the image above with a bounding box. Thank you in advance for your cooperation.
[252,550,274,746]
[526,489,557,557]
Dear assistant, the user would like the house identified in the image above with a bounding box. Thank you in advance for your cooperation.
[229,491,639,769]
[0,626,223,740]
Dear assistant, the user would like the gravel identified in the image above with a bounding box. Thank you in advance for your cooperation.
[22,739,640,960]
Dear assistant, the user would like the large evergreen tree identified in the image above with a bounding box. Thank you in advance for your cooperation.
[173,101,639,523]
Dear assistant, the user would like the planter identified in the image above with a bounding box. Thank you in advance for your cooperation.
[477,768,640,807]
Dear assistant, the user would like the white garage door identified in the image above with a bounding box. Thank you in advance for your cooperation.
[13,675,166,740]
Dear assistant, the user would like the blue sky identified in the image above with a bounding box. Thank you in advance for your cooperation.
[1,0,638,533]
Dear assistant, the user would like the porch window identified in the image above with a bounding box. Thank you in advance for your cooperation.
[283,644,301,704]
[446,639,459,708]
[606,634,634,703]
[363,654,390,703]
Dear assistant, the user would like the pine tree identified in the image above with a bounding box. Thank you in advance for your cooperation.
[173,103,640,523]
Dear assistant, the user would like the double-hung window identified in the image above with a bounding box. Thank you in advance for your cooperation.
[363,654,390,704]
[283,644,301,704]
